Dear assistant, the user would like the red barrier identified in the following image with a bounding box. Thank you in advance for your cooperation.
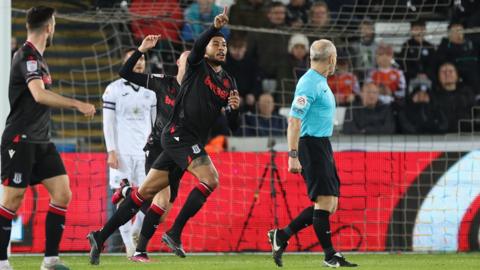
[12,152,440,253]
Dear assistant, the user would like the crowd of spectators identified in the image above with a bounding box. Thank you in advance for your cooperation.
[125,0,480,139]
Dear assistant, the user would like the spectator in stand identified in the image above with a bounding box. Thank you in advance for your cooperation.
[240,93,288,137]
[276,33,310,106]
[433,62,475,133]
[398,84,448,134]
[181,0,230,42]
[286,0,310,26]
[435,22,480,97]
[229,0,269,28]
[304,1,330,43]
[343,82,396,134]
[129,0,184,74]
[11,36,18,58]
[349,18,377,81]
[248,2,289,92]
[129,0,183,43]
[224,35,262,113]
[328,49,360,106]
[368,43,406,104]
[397,19,435,84]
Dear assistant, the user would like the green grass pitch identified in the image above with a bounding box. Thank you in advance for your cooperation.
[9,253,480,270]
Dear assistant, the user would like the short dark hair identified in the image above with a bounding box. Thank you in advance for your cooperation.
[212,32,226,40]
[311,0,329,11]
[268,1,285,11]
[448,20,464,30]
[26,6,55,32]
[228,36,247,48]
[411,19,426,28]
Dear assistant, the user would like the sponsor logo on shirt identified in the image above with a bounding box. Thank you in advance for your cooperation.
[204,75,229,100]
[165,95,175,107]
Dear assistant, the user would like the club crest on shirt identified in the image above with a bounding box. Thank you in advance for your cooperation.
[143,91,151,99]
[26,60,38,72]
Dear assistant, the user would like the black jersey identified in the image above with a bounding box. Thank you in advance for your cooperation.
[1,42,53,144]
[165,26,237,143]
[119,50,180,142]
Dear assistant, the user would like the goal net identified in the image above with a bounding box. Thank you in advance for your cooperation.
[7,0,480,254]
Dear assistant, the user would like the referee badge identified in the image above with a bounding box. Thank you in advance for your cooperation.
[292,95,308,115]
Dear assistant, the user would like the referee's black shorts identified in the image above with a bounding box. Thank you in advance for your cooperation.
[299,136,340,200]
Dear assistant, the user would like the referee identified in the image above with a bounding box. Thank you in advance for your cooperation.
[268,40,357,268]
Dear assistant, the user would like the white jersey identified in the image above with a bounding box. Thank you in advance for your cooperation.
[102,78,156,156]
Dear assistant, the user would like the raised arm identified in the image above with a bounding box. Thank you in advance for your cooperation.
[119,35,161,87]
[188,6,229,65]
[118,50,149,87]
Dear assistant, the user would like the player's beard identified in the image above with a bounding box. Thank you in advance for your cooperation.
[46,34,53,48]
[207,57,225,66]
[206,55,225,67]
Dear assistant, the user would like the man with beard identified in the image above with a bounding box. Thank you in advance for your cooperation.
[0,6,96,270]
[87,7,240,264]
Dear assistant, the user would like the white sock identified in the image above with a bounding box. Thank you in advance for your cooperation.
[131,212,145,236]
[43,256,59,264]
[119,221,134,251]
[0,260,10,267]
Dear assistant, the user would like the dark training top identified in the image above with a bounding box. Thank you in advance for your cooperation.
[119,49,180,142]
[164,25,239,143]
[2,41,53,144]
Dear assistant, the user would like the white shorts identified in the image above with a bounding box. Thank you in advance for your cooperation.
[109,154,146,189]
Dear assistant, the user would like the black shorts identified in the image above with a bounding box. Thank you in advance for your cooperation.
[1,141,67,188]
[144,139,185,203]
[152,133,207,172]
[299,136,340,200]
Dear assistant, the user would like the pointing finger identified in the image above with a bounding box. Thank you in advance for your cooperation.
[223,6,227,15]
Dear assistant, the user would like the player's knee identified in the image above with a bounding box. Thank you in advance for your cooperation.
[51,188,72,207]
[2,192,25,211]
[153,196,169,210]
[202,172,219,190]
[138,186,156,200]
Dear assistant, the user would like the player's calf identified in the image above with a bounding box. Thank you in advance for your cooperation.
[88,189,146,265]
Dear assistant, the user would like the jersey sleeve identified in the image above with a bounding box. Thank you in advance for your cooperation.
[150,91,157,127]
[289,79,316,120]
[19,52,42,84]
[102,84,117,111]
[102,84,117,152]
[118,49,149,87]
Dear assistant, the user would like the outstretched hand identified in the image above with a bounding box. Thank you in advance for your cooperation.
[214,6,229,29]
[138,35,161,53]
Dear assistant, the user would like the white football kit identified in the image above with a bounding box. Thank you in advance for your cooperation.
[102,78,156,256]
